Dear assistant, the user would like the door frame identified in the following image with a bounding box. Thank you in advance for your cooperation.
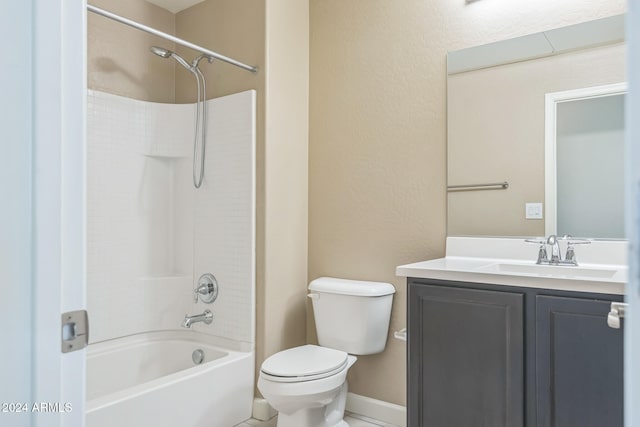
[32,0,87,426]
[625,4,640,426]
[544,82,627,236]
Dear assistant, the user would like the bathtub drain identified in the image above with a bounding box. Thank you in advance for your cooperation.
[192,349,205,365]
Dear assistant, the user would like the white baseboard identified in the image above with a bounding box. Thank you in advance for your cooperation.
[346,392,406,427]
[252,398,277,421]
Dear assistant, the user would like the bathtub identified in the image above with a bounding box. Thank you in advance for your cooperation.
[86,331,254,427]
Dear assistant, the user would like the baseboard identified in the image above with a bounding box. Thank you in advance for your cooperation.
[252,397,277,421]
[346,392,406,427]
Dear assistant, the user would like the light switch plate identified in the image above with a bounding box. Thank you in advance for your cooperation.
[526,202,543,219]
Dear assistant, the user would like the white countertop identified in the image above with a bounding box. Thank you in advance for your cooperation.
[396,237,628,295]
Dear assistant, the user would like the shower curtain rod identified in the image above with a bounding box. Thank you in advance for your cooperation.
[87,4,258,73]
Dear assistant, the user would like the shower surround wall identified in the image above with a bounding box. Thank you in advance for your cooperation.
[87,89,255,345]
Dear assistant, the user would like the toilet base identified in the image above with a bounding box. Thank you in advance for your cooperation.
[276,380,349,427]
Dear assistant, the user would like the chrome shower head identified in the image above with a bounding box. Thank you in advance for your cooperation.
[150,46,172,58]
[150,46,192,71]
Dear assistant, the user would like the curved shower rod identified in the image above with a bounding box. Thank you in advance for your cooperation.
[87,4,258,73]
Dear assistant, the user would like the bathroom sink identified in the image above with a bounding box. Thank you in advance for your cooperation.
[477,262,618,279]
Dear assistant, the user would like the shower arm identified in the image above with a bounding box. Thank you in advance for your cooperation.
[87,4,258,73]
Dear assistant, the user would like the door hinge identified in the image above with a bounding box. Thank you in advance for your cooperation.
[607,302,628,329]
[61,310,89,353]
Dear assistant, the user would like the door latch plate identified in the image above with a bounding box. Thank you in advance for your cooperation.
[61,310,89,353]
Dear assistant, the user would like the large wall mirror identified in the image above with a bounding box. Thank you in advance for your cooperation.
[447,15,626,239]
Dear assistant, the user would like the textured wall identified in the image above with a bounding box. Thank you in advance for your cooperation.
[309,0,625,406]
[176,0,309,391]
[259,0,309,386]
[88,0,176,102]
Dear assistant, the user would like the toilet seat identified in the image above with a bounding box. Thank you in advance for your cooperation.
[260,345,348,383]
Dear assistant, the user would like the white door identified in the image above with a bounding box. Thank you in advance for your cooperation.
[0,1,37,425]
[1,1,86,426]
[626,4,640,426]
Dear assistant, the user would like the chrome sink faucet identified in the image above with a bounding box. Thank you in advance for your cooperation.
[182,309,213,328]
[525,234,590,266]
[546,235,562,264]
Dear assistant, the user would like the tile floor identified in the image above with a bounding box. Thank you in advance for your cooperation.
[234,412,394,427]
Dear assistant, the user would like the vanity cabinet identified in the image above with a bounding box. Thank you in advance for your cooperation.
[535,296,624,427]
[407,279,624,427]
[408,284,524,427]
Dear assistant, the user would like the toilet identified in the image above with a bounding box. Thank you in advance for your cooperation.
[257,277,395,427]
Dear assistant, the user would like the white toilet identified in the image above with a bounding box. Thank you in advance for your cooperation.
[257,277,395,427]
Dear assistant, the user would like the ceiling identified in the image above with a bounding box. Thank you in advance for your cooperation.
[146,0,204,14]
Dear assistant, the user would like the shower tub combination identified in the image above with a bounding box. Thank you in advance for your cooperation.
[86,331,253,427]
[86,88,256,427]
[86,7,257,426]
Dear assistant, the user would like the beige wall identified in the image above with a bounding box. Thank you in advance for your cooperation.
[448,44,626,237]
[261,0,310,362]
[309,0,625,406]
[176,0,309,394]
[88,0,175,102]
[174,0,263,102]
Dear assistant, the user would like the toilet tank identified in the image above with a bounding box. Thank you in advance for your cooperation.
[308,277,395,355]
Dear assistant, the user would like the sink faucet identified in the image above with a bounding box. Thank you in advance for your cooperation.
[525,235,590,266]
[546,235,562,264]
[182,309,213,328]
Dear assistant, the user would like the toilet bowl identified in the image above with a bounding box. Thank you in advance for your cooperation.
[258,345,357,427]
[257,278,395,427]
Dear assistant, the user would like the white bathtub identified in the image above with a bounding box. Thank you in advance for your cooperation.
[86,331,254,427]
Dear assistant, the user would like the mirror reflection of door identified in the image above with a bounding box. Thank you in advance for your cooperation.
[545,84,626,239]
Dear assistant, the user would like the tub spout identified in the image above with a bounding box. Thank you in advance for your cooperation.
[182,309,213,328]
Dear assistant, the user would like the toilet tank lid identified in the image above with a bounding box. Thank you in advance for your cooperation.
[308,277,395,297]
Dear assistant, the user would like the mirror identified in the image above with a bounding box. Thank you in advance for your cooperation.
[447,15,626,239]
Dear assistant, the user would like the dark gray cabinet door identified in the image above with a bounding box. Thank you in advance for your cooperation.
[536,295,624,427]
[408,283,524,427]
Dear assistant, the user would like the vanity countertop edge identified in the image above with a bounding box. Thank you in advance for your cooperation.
[397,237,627,295]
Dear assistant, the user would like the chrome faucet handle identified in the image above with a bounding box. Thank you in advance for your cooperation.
[565,245,578,265]
[525,238,548,264]
[565,238,591,245]
[193,273,219,304]
[525,238,546,245]
[560,234,591,246]
[563,238,590,266]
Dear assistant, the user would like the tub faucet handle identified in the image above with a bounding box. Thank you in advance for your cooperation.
[194,273,219,304]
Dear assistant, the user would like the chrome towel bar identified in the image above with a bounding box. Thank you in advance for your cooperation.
[447,181,509,192]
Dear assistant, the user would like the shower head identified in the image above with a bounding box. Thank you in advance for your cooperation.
[150,46,192,71]
[150,46,172,58]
